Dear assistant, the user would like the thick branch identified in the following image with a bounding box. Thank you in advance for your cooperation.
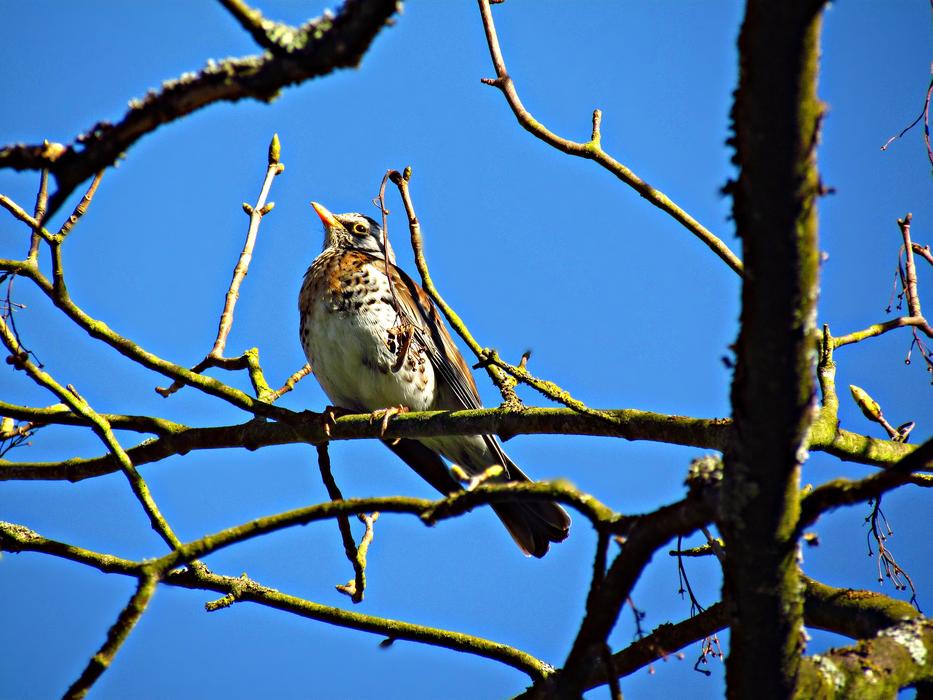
[795,618,933,698]
[800,437,933,531]
[3,407,926,483]
[722,2,826,697]
[553,495,715,696]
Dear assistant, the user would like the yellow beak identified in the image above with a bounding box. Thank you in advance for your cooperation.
[310,201,339,228]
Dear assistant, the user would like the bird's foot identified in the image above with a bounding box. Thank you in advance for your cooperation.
[322,405,355,438]
[370,405,409,438]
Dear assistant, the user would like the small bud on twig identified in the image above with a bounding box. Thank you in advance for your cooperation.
[268,133,281,166]
[849,385,882,422]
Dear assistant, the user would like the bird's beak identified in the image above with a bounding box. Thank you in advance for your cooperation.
[311,201,339,228]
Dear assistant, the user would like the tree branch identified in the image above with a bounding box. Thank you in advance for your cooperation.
[0,257,292,421]
[156,134,285,399]
[552,495,716,696]
[795,618,933,698]
[722,2,827,696]
[62,575,158,700]
[475,0,744,277]
[0,315,181,549]
[0,0,400,219]
[3,405,926,483]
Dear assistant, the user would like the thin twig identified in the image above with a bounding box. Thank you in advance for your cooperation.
[57,170,104,238]
[158,135,284,398]
[316,443,374,603]
[62,575,158,700]
[0,193,54,242]
[0,256,290,420]
[880,72,933,168]
[268,362,313,401]
[865,497,919,608]
[833,316,932,347]
[0,314,182,549]
[899,214,922,319]
[475,0,743,277]
[28,169,48,261]
[387,168,522,406]
[912,242,933,267]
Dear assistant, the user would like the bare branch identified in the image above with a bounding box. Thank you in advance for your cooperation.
[157,135,284,399]
[475,0,744,277]
[62,575,158,700]
[316,443,373,603]
[833,315,932,348]
[387,168,521,406]
[0,314,182,549]
[0,521,551,682]
[3,406,926,484]
[0,0,400,218]
[0,257,292,420]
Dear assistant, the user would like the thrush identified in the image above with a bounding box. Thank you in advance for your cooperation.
[299,201,571,557]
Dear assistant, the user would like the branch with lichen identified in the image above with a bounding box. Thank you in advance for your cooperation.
[316,443,378,603]
[799,437,933,532]
[62,575,158,700]
[475,0,743,278]
[0,519,551,683]
[2,404,927,484]
[721,3,824,697]
[0,252,290,421]
[0,0,400,219]
[0,313,181,550]
[794,617,933,697]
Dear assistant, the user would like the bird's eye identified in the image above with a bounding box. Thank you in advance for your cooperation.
[352,222,368,235]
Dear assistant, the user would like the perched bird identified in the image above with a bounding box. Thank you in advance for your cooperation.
[299,201,570,557]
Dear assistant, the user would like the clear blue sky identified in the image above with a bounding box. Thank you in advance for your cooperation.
[0,2,930,698]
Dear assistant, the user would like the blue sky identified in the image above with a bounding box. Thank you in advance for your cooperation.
[0,2,930,698]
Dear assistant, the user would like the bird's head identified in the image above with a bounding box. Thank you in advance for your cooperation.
[311,201,395,264]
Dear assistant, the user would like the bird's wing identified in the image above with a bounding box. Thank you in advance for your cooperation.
[368,255,484,412]
[369,256,521,479]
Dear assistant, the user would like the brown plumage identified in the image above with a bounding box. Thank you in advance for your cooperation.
[299,202,570,557]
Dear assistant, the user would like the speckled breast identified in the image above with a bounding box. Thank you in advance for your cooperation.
[298,248,436,412]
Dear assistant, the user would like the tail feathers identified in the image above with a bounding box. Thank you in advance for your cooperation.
[493,452,571,558]
[383,438,461,495]
[492,499,571,558]
[382,438,571,558]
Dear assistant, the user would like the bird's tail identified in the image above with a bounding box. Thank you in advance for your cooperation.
[491,455,571,558]
[384,437,571,558]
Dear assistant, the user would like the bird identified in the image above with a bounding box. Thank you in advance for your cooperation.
[298,200,571,557]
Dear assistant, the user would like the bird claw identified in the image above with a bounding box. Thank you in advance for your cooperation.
[322,405,354,438]
[370,405,409,437]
